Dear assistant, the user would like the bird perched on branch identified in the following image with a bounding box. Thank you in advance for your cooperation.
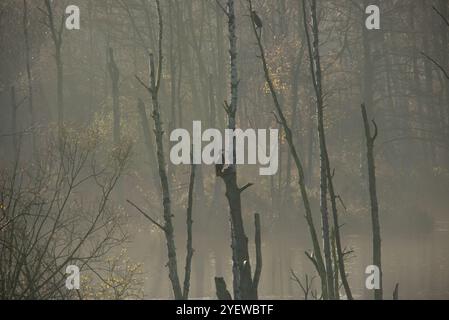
[251,10,263,36]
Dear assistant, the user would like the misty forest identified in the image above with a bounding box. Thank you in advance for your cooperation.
[1,0,449,300]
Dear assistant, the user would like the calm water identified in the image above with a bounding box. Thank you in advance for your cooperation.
[137,219,449,300]
[255,220,449,300]
[347,219,449,300]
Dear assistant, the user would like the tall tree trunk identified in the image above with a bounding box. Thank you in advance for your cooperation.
[303,0,334,299]
[150,51,183,300]
[247,0,326,297]
[303,0,353,299]
[137,0,183,299]
[361,104,382,300]
[215,3,226,127]
[183,160,196,299]
[215,0,258,300]
[360,0,377,186]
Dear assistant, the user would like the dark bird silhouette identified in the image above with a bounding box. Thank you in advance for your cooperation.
[251,10,263,30]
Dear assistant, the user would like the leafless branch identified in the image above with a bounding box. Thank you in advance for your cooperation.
[126,199,165,232]
[421,51,449,80]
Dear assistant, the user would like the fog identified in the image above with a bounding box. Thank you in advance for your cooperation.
[1,0,449,300]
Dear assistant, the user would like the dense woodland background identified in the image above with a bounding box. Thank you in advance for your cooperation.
[1,0,449,300]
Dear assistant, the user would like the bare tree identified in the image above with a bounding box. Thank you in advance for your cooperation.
[135,0,182,300]
[361,103,382,300]
[132,0,197,301]
[182,159,196,299]
[302,0,334,298]
[0,129,131,299]
[214,0,262,300]
[302,0,353,300]
[246,0,326,298]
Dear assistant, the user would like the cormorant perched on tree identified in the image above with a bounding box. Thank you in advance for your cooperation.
[251,10,263,33]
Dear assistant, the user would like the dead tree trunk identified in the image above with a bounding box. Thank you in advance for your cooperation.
[183,159,196,299]
[311,0,352,300]
[303,0,352,300]
[135,0,183,300]
[303,0,334,299]
[134,54,197,300]
[361,103,382,300]
[215,0,261,300]
[360,0,377,190]
[247,0,326,297]
[221,0,252,300]
[302,0,353,300]
[215,277,232,300]
[149,52,183,300]
[252,213,262,298]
